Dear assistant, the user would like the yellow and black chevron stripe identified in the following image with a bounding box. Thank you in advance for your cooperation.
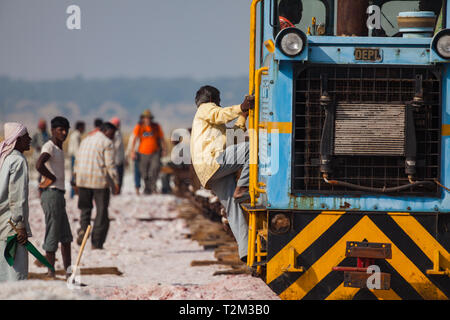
[265,211,450,300]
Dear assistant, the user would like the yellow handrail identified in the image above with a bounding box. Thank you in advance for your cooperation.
[247,0,268,271]
[249,0,262,95]
[250,67,269,207]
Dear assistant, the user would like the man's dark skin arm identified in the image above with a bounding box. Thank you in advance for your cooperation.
[13,133,32,245]
[36,153,56,188]
[240,95,255,112]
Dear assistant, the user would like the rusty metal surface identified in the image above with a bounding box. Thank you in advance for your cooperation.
[346,241,392,259]
[337,0,369,36]
[344,271,391,290]
[332,266,368,272]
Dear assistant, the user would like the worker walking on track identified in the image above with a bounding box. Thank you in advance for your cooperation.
[130,110,166,195]
[74,122,120,249]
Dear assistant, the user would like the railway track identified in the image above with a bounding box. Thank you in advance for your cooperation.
[177,190,250,276]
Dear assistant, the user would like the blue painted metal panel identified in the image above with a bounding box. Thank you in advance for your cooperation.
[308,37,431,46]
[447,0,450,28]
[259,61,293,208]
[307,45,430,65]
[275,36,434,64]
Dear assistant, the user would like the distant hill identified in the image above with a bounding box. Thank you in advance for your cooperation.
[0,76,248,135]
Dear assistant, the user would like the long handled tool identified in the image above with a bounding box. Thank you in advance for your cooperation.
[68,225,92,285]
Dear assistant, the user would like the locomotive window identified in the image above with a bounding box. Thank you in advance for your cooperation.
[274,0,444,37]
[380,1,420,36]
[275,0,332,35]
[380,1,443,37]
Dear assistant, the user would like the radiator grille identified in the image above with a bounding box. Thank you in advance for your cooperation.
[292,65,441,196]
[334,104,405,156]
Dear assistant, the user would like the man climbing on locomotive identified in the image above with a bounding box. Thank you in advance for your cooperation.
[190,86,254,262]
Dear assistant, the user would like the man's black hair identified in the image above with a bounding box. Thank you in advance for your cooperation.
[75,121,85,130]
[100,122,117,132]
[51,116,70,129]
[279,0,303,24]
[94,118,103,128]
[419,1,443,16]
[195,85,220,107]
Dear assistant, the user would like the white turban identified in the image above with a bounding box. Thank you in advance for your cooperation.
[0,122,27,169]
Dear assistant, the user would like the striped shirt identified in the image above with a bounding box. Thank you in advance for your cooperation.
[74,131,118,189]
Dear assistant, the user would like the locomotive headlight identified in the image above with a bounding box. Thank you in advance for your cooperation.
[281,33,303,56]
[436,35,450,59]
[433,29,450,59]
[269,213,291,234]
[276,28,307,57]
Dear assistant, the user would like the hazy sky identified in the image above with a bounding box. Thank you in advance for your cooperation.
[0,0,251,80]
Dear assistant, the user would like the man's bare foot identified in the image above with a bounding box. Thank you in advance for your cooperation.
[34,259,44,268]
[135,187,140,195]
[76,229,85,245]
[35,258,57,268]
[45,270,56,280]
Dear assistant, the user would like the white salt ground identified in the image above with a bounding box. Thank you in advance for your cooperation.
[0,280,97,300]
[17,172,279,300]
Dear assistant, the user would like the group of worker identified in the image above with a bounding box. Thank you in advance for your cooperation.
[0,86,253,282]
[0,110,165,281]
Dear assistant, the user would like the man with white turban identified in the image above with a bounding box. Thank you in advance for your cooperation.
[0,122,32,281]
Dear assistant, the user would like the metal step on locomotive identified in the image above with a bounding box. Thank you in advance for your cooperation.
[243,0,450,300]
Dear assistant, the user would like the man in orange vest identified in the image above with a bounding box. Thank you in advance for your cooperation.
[130,110,166,195]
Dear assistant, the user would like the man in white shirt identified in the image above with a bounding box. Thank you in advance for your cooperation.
[0,122,32,281]
[36,117,72,278]
[110,117,125,193]
[68,121,85,198]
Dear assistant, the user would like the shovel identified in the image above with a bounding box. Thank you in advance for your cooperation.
[67,225,92,286]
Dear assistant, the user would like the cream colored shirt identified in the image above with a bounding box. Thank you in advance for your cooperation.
[190,102,247,188]
[74,131,118,189]
[0,150,31,241]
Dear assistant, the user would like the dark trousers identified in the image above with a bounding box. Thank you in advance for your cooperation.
[70,156,76,198]
[161,173,171,194]
[134,155,141,188]
[77,187,110,248]
[139,151,161,194]
[117,164,124,193]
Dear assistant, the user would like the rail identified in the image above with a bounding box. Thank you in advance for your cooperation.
[249,67,269,207]
[248,0,261,95]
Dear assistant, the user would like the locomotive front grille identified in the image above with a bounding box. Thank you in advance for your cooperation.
[334,104,406,156]
[292,65,441,196]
